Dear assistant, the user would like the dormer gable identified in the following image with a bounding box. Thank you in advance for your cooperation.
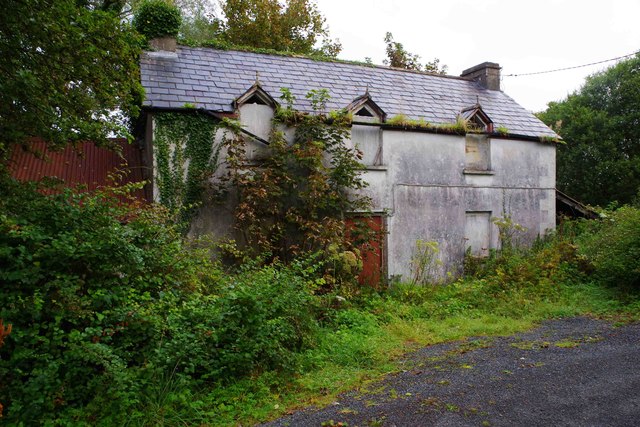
[233,82,279,110]
[235,82,278,142]
[348,92,386,123]
[459,102,494,133]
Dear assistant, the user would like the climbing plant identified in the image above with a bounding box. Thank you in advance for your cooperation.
[153,112,222,222]
[220,89,373,279]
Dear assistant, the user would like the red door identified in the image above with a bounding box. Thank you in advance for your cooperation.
[345,215,384,287]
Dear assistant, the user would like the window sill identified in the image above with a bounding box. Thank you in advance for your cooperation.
[364,165,388,171]
[463,169,494,175]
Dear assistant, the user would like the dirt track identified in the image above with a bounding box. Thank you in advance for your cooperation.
[263,317,640,427]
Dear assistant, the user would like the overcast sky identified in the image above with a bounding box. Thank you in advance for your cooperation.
[314,0,640,112]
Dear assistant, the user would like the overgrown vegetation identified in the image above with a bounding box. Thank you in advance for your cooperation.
[1,173,639,424]
[386,114,472,134]
[153,111,222,221]
[217,89,372,288]
[133,0,182,40]
[0,178,318,423]
[133,0,342,57]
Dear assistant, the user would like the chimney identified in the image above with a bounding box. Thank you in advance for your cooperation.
[149,36,177,53]
[461,62,501,91]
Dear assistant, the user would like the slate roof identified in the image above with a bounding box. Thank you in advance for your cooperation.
[140,46,556,138]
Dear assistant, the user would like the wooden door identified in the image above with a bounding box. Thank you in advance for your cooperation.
[345,215,385,287]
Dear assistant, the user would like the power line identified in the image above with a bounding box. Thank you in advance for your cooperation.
[504,50,640,77]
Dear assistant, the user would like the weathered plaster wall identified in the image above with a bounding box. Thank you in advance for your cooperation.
[149,107,556,284]
[351,126,556,282]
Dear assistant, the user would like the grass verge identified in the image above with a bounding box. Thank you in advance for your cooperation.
[186,278,639,426]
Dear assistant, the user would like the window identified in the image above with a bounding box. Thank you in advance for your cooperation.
[465,134,490,172]
[352,124,383,166]
[355,106,375,118]
[464,211,492,257]
[347,93,386,123]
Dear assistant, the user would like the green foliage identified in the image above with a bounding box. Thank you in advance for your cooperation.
[383,32,447,74]
[219,89,371,275]
[0,178,324,423]
[0,179,213,423]
[409,240,443,285]
[176,0,222,42]
[538,53,640,206]
[219,0,341,57]
[133,0,182,40]
[495,125,509,136]
[0,0,144,157]
[493,213,527,253]
[150,264,319,383]
[576,206,640,288]
[153,112,222,222]
[2,176,639,424]
[386,114,470,134]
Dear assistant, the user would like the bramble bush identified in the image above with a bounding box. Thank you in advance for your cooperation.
[0,178,319,424]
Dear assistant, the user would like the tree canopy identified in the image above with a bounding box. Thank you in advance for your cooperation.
[158,0,341,57]
[538,54,640,206]
[383,32,447,74]
[0,0,144,158]
[219,0,341,56]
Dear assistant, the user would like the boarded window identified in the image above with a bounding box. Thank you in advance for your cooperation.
[352,124,383,166]
[465,134,490,171]
[465,211,492,256]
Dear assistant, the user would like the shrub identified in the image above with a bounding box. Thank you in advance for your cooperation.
[133,0,182,40]
[577,206,640,288]
[0,179,215,423]
[0,178,324,423]
[148,265,319,384]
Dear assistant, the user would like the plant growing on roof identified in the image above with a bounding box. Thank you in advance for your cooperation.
[133,0,182,40]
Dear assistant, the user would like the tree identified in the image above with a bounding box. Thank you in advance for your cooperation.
[383,32,447,74]
[0,0,144,159]
[538,54,640,206]
[219,0,341,56]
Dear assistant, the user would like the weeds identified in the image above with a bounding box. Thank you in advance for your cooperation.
[409,240,443,285]
[2,176,639,425]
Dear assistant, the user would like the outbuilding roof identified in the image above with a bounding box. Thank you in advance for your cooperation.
[8,139,147,199]
[140,46,556,138]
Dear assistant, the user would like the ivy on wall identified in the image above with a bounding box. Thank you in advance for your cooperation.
[153,112,221,221]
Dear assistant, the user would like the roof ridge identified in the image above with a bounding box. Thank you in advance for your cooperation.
[177,44,475,83]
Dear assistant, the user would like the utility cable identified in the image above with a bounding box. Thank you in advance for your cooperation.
[504,50,640,77]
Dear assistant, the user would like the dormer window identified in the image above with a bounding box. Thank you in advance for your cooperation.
[244,94,269,105]
[233,82,278,110]
[235,82,278,142]
[355,106,375,118]
[459,102,493,133]
[348,91,386,123]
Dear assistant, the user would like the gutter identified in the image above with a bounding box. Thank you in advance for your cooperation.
[352,120,561,144]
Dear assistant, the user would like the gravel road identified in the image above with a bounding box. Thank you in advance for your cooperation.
[262,317,640,427]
